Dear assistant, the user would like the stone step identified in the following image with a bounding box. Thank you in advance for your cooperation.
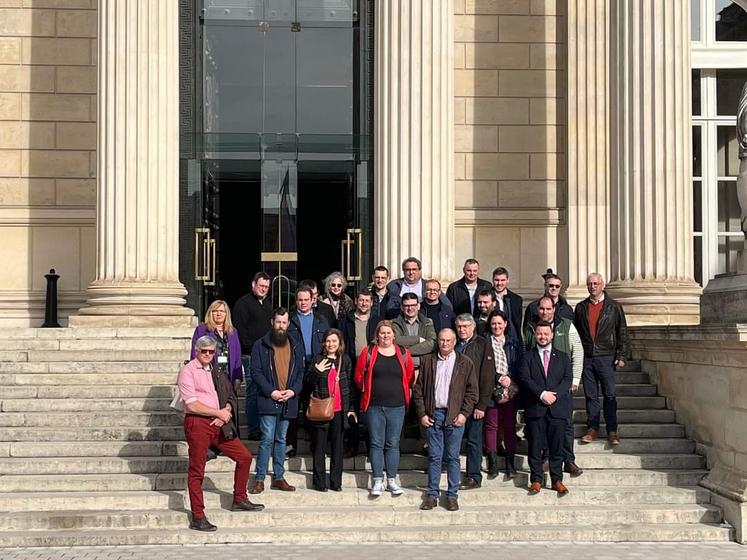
[0,327,195,340]
[0,409,678,428]
[578,384,657,396]
[0,522,732,547]
[21,350,189,363]
[0,452,707,476]
[0,395,668,413]
[0,385,177,399]
[2,436,695,459]
[0,469,709,493]
[0,361,183,374]
[0,422,687,443]
[0,501,722,529]
[5,373,180,386]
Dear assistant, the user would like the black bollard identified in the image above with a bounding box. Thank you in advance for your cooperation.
[42,268,60,328]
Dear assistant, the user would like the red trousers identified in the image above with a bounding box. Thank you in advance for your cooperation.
[184,415,252,518]
[483,400,518,454]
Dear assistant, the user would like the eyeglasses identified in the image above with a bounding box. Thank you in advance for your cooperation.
[547,284,561,289]
[330,283,343,288]
[199,349,216,355]
[402,303,418,308]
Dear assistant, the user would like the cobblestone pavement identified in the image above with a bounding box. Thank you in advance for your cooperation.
[2,542,746,560]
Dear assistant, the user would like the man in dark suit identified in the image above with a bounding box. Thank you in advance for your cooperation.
[491,266,523,340]
[446,258,493,316]
[518,320,573,496]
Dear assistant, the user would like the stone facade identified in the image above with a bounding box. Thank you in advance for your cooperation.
[631,326,747,543]
[453,0,565,296]
[0,0,96,327]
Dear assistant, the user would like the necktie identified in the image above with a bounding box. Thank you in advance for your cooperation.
[543,350,550,376]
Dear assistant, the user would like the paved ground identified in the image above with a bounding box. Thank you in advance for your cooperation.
[2,542,746,560]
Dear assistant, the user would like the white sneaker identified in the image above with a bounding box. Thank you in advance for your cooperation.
[387,478,404,496]
[370,478,385,497]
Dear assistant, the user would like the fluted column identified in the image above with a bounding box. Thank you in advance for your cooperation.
[375,0,455,282]
[71,0,193,327]
[566,0,610,302]
[607,0,701,325]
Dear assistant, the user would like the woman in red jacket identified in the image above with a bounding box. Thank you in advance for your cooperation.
[354,320,415,497]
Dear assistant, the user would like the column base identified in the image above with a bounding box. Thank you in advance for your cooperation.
[701,465,747,544]
[605,280,702,326]
[701,273,747,324]
[69,280,196,328]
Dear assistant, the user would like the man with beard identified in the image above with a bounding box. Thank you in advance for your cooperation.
[249,308,305,494]
[474,289,496,337]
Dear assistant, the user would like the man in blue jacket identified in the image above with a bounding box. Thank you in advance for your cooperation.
[249,307,305,495]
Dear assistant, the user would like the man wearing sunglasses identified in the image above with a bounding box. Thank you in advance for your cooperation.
[523,269,575,330]
[178,335,264,532]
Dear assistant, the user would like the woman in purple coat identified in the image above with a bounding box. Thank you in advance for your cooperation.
[190,300,244,394]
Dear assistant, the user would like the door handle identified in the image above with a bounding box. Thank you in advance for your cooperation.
[206,237,217,286]
[194,228,211,281]
[340,238,350,278]
[346,228,363,281]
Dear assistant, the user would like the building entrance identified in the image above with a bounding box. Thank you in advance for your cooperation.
[180,1,373,315]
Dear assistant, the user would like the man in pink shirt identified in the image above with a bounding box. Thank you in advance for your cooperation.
[178,335,264,532]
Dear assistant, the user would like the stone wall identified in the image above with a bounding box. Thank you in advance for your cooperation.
[0,0,96,327]
[631,325,747,542]
[453,0,565,296]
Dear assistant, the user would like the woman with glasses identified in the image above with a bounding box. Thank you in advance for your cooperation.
[190,300,243,393]
[354,320,415,497]
[484,309,524,479]
[320,271,355,322]
[304,328,355,492]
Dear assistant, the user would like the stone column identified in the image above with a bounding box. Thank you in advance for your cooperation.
[607,0,701,325]
[374,0,455,282]
[566,0,610,302]
[71,0,193,327]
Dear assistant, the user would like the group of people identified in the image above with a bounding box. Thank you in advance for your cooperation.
[177,258,628,530]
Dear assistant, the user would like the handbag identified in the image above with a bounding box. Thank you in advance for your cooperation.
[306,366,338,422]
[492,374,519,405]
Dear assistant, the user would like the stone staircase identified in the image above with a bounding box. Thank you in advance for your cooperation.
[0,328,735,546]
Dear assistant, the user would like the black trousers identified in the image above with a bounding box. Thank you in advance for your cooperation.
[309,411,344,490]
[582,355,618,432]
[526,414,565,485]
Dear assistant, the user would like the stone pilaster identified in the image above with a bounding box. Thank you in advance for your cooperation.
[374,0,455,282]
[566,0,610,302]
[607,0,701,325]
[71,0,193,327]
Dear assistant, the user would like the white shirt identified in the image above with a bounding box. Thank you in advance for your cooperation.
[434,351,456,409]
[400,280,423,301]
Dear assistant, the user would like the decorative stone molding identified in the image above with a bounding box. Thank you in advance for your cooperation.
[374,0,455,282]
[71,0,193,327]
[606,0,701,325]
[630,325,747,543]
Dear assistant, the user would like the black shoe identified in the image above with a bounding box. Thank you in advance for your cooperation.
[313,485,328,492]
[330,486,342,492]
[505,454,517,479]
[286,445,297,458]
[248,431,262,441]
[206,447,219,462]
[231,499,265,512]
[459,477,481,490]
[189,516,217,531]
[487,452,499,478]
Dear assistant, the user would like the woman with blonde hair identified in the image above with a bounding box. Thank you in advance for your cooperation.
[190,300,243,393]
[320,271,355,321]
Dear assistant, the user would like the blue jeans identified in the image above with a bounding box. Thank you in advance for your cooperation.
[427,408,465,498]
[242,355,259,434]
[366,405,406,479]
[463,415,484,483]
[255,414,289,481]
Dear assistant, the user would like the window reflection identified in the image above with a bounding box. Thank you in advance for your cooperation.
[717,180,742,232]
[716,0,747,41]
[718,235,741,273]
[692,70,701,116]
[716,69,747,115]
[692,0,701,41]
[693,236,703,285]
[693,180,702,232]
[693,125,702,177]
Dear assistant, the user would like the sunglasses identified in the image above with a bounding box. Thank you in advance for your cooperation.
[330,283,343,287]
[547,284,561,289]
[199,349,216,355]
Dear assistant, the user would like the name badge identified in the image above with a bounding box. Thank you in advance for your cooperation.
[217,355,228,364]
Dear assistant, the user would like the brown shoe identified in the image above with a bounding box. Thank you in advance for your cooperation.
[445,497,459,511]
[420,495,437,510]
[580,428,598,443]
[529,482,542,494]
[249,481,264,495]
[270,478,296,492]
[563,462,583,477]
[607,432,621,445]
[552,481,569,495]
[458,477,481,490]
